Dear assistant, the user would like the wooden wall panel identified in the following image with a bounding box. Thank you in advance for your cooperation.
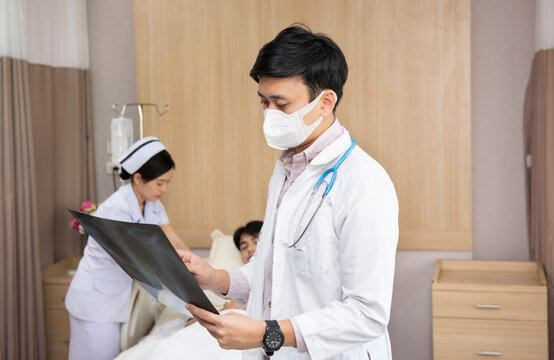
[134,0,471,250]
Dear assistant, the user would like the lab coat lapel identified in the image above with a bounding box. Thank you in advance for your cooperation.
[270,130,353,315]
[309,129,352,167]
[272,129,352,247]
[247,162,286,321]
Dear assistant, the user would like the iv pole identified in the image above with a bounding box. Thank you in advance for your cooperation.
[111,103,170,139]
[109,103,170,191]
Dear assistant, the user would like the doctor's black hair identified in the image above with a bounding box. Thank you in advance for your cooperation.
[249,24,348,108]
[233,220,263,251]
[120,150,175,182]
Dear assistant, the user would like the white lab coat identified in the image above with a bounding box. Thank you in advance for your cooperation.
[237,129,398,360]
[66,183,169,323]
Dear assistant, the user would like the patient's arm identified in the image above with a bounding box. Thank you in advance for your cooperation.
[223,299,244,310]
[161,223,191,252]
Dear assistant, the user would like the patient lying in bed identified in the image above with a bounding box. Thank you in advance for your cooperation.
[116,223,261,359]
[118,307,245,360]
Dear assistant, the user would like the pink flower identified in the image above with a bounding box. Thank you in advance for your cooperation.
[70,200,97,235]
[80,200,96,213]
[70,217,80,230]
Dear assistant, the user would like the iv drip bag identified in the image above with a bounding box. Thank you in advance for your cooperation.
[111,117,134,164]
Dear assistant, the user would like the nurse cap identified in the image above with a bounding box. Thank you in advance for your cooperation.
[117,136,167,175]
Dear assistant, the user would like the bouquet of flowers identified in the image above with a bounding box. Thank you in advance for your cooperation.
[69,200,97,235]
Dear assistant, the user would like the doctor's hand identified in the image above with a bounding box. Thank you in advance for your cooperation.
[176,250,230,294]
[186,304,266,350]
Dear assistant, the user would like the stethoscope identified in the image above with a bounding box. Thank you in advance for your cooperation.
[286,138,357,251]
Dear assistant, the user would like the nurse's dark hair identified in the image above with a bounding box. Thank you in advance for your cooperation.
[249,24,348,108]
[119,150,175,182]
[233,220,263,251]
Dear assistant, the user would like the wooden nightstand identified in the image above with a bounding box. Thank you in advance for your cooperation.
[42,256,81,360]
[432,260,548,359]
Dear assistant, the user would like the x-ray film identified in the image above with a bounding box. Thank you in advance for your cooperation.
[68,210,219,315]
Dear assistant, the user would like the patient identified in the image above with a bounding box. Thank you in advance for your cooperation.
[233,220,262,264]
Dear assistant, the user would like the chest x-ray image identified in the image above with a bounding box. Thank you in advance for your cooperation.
[68,210,218,315]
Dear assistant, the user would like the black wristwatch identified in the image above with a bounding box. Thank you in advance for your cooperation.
[262,320,284,356]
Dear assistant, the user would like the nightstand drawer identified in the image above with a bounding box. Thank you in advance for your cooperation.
[43,284,69,310]
[433,290,546,321]
[45,309,70,353]
[46,339,70,354]
[42,256,80,360]
[433,318,548,360]
[47,352,70,360]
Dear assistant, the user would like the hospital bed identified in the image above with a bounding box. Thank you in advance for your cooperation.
[115,230,244,360]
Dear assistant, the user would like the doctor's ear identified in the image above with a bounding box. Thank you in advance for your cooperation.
[320,90,337,116]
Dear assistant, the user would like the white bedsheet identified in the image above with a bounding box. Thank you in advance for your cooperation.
[116,309,244,360]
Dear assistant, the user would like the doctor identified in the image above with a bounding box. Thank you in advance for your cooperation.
[181,25,398,359]
[65,137,190,360]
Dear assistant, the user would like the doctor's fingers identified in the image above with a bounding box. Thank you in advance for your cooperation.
[202,327,234,350]
[177,250,195,263]
[193,314,219,330]
[187,304,220,326]
[184,262,214,285]
[196,320,235,349]
[184,262,203,275]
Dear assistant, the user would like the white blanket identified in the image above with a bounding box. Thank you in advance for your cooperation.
[116,309,244,360]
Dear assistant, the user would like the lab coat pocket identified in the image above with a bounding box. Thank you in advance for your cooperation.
[288,247,325,273]
[287,209,336,274]
[343,345,370,360]
[93,279,126,295]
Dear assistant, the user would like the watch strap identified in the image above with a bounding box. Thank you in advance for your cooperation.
[263,320,283,356]
[265,320,280,331]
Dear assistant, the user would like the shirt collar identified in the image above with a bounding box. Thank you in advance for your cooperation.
[121,183,145,223]
[309,130,353,166]
[279,119,343,169]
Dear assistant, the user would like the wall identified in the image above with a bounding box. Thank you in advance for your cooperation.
[388,2,535,359]
[389,2,536,359]
[471,0,535,261]
[86,0,535,359]
[87,0,138,203]
[134,0,472,251]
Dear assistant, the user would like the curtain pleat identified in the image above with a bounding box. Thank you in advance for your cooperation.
[0,56,47,360]
[27,63,97,266]
[524,48,554,359]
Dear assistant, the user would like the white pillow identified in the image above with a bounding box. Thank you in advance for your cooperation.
[207,229,244,269]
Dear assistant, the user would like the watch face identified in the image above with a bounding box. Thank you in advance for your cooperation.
[264,330,283,350]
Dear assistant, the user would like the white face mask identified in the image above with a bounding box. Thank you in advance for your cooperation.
[262,91,326,150]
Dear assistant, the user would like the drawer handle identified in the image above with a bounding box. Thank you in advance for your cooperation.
[64,339,70,344]
[478,351,502,356]
[476,304,501,309]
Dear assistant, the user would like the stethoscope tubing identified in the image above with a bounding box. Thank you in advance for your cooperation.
[288,138,357,250]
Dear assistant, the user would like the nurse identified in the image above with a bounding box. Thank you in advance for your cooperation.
[180,25,399,360]
[65,136,189,360]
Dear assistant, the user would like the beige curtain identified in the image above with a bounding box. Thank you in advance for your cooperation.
[0,59,95,360]
[28,63,96,265]
[0,56,46,360]
[1,0,93,358]
[524,48,554,359]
